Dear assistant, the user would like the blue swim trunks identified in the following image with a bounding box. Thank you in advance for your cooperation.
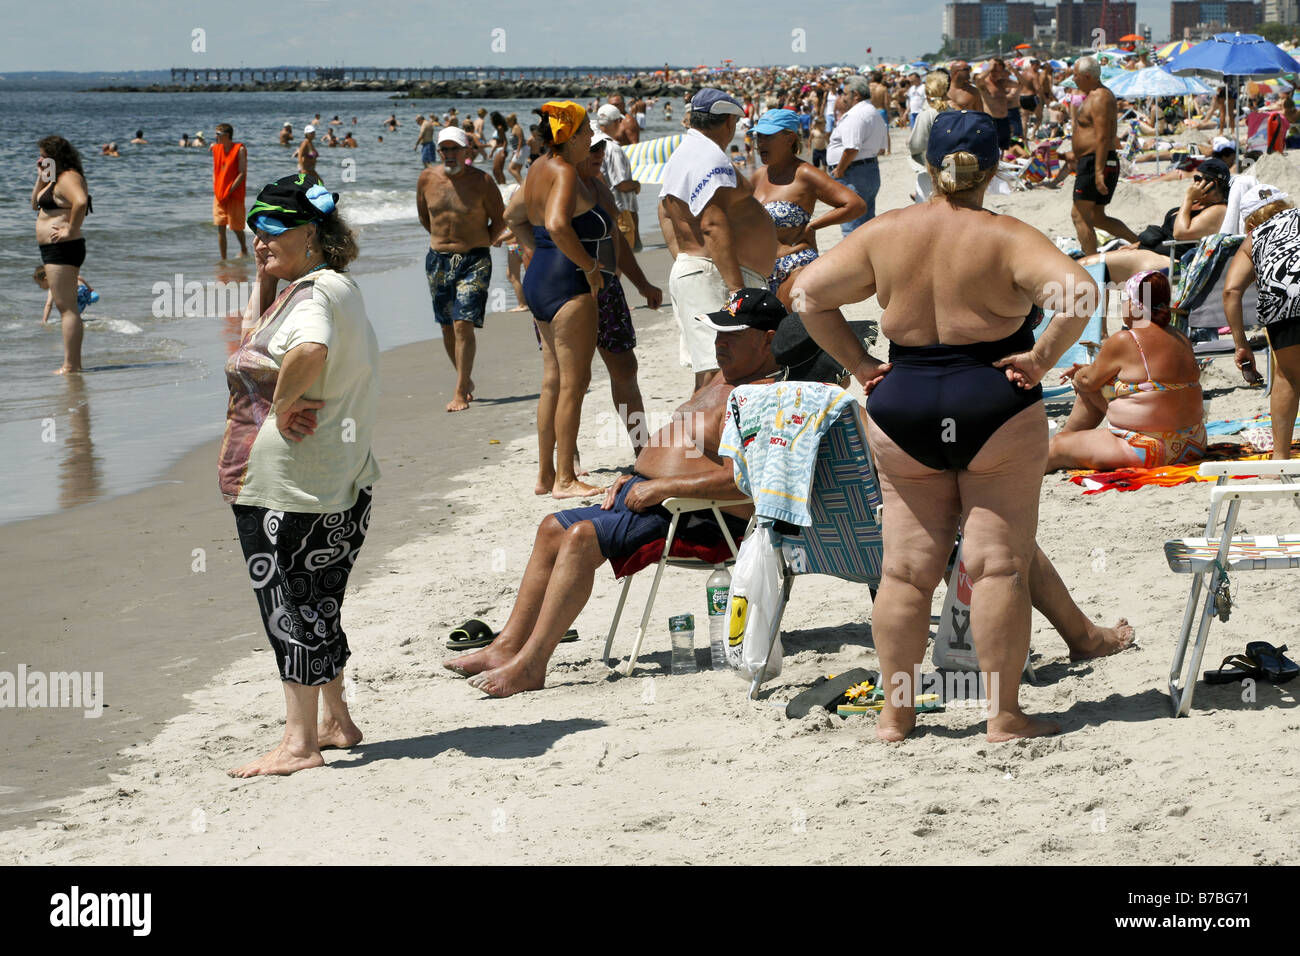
[553,476,748,560]
[421,141,436,164]
[426,247,492,327]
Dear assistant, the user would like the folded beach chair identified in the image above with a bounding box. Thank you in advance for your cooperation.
[1166,234,1271,387]
[1164,460,1300,716]
[1033,260,1108,401]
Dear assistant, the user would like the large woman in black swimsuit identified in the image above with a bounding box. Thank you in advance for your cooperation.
[793,111,1097,744]
[521,102,605,499]
[32,136,92,375]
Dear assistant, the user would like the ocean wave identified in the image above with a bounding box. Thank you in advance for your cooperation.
[338,188,417,225]
[92,318,144,335]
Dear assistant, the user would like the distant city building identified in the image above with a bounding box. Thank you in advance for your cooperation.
[942,0,1054,56]
[1170,1,1263,39]
[1264,0,1299,24]
[1057,0,1138,48]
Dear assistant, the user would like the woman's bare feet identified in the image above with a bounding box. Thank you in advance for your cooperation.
[447,392,472,412]
[317,716,363,749]
[1068,619,1136,661]
[876,709,916,742]
[552,478,603,500]
[228,743,324,777]
[467,656,546,697]
[535,469,556,496]
[443,644,515,677]
[986,712,1060,743]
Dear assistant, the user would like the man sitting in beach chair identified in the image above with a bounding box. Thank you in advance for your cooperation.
[445,291,1134,698]
[443,289,786,697]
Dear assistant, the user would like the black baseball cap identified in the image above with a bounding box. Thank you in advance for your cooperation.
[773,313,849,383]
[1196,157,1231,193]
[695,288,787,332]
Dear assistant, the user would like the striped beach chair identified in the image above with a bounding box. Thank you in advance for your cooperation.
[739,399,884,697]
[1164,461,1300,716]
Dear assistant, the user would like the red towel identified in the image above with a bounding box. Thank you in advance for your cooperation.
[609,536,739,579]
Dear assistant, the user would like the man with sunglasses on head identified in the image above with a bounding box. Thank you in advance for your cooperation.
[416,126,506,412]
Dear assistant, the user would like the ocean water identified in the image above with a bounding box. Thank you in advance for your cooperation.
[0,87,676,525]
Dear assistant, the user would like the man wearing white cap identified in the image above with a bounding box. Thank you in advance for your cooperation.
[417,126,506,412]
[658,88,778,389]
[595,114,641,250]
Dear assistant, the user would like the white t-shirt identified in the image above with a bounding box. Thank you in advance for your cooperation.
[907,85,927,114]
[659,128,737,217]
[824,92,838,118]
[601,141,637,213]
[826,101,888,168]
[221,269,381,513]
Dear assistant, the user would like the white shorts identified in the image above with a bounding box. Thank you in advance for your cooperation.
[668,255,768,372]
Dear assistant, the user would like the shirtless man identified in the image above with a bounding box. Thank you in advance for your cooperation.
[278,122,292,147]
[416,127,506,412]
[414,114,437,167]
[947,60,981,111]
[979,59,1014,150]
[444,290,784,696]
[1017,60,1040,140]
[606,94,641,146]
[658,88,778,391]
[1070,56,1139,256]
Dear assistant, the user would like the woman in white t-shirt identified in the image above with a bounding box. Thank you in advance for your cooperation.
[221,174,380,778]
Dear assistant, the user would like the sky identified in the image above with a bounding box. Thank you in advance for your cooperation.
[0,0,1178,72]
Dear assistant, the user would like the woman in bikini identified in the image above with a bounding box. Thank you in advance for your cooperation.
[520,102,606,499]
[793,111,1097,744]
[749,109,864,306]
[296,126,321,184]
[1047,271,1205,471]
[32,136,92,375]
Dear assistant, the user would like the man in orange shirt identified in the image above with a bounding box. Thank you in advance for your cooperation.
[212,123,248,258]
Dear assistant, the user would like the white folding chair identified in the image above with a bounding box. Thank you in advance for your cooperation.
[1164,460,1300,716]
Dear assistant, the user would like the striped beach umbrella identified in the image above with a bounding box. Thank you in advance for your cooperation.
[625,134,682,184]
[1157,40,1195,61]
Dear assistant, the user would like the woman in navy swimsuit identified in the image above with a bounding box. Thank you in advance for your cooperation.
[521,101,605,499]
[793,111,1097,745]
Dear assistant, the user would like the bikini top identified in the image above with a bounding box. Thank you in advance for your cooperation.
[1103,327,1199,399]
[36,180,92,215]
[763,199,812,230]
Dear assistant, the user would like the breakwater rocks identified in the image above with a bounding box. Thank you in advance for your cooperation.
[88,79,698,99]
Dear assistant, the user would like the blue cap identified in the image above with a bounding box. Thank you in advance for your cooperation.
[925,110,1000,170]
[690,88,745,116]
[752,109,801,135]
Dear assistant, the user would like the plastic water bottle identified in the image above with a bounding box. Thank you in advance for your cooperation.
[668,613,697,675]
[706,565,731,670]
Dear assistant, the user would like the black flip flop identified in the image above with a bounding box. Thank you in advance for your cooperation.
[785,668,878,719]
[1203,653,1263,685]
[1246,642,1300,684]
[445,621,580,651]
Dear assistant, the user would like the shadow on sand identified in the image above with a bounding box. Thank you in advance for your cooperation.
[334,717,606,768]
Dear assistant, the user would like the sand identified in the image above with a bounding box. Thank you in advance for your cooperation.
[4,130,1299,865]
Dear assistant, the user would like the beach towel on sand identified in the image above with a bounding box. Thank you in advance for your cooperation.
[1066,442,1299,493]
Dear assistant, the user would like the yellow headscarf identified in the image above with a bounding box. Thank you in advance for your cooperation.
[539,101,586,145]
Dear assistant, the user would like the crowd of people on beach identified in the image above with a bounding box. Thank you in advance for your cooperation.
[30,52,1300,775]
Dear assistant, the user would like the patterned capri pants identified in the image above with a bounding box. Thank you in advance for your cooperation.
[232,489,372,685]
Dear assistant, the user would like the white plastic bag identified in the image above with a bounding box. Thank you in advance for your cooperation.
[724,525,784,682]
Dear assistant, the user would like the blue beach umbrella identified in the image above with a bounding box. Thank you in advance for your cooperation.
[1106,66,1214,98]
[1165,32,1300,78]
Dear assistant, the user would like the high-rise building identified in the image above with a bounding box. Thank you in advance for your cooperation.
[1170,1,1262,39]
[942,0,1054,56]
[1057,0,1138,48]
[1264,0,1299,24]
